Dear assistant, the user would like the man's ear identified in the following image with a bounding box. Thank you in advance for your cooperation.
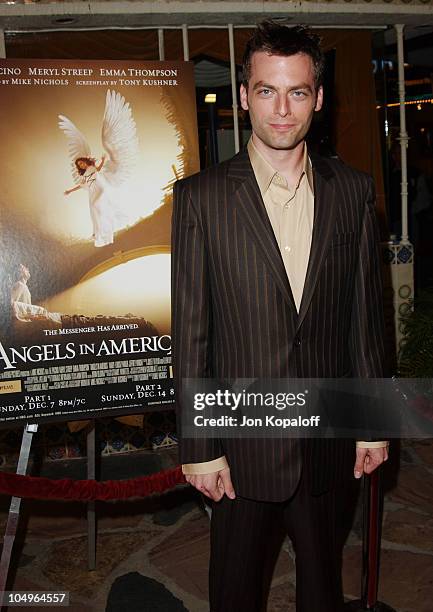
[240,83,249,111]
[315,85,323,112]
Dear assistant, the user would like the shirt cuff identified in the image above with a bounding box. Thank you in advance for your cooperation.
[356,441,389,449]
[182,456,228,475]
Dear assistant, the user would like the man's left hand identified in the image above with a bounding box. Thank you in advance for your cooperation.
[354,445,389,479]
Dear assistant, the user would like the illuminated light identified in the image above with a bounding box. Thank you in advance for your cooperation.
[420,128,425,133]
[417,104,422,111]
[205,93,217,104]
[376,98,433,109]
[406,78,431,86]
[384,119,389,136]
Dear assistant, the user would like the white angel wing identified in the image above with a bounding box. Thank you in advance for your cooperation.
[58,115,92,184]
[101,90,139,187]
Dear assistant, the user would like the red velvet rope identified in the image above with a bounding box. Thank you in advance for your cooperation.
[0,466,185,501]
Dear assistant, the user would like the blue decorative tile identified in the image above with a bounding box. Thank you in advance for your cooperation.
[383,248,395,264]
[0,411,178,464]
[130,431,146,449]
[47,446,66,460]
[397,245,413,264]
[111,437,125,452]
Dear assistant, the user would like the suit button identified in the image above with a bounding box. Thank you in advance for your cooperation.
[294,337,301,347]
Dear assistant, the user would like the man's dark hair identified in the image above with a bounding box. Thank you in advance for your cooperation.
[242,21,325,91]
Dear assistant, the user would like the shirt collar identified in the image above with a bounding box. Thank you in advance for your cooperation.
[247,137,314,196]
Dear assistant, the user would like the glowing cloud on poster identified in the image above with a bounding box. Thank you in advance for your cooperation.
[43,253,171,334]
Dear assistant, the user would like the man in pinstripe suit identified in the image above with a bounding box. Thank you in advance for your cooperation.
[172,21,389,612]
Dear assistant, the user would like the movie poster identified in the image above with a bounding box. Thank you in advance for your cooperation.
[0,59,199,427]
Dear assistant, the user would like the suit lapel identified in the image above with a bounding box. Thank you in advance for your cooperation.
[296,154,337,330]
[227,150,297,312]
[227,149,338,324]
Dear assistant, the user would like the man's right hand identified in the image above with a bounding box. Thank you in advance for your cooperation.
[184,467,236,502]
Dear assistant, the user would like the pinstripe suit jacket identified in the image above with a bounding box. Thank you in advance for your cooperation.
[171,148,386,502]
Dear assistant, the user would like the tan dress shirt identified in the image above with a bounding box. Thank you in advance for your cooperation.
[248,138,314,312]
[182,141,386,476]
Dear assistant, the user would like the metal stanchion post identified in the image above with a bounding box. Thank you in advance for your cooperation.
[0,424,38,606]
[345,469,396,611]
[87,423,97,571]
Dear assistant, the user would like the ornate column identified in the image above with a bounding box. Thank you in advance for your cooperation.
[384,24,414,355]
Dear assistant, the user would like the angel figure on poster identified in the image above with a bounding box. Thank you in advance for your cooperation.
[59,89,139,247]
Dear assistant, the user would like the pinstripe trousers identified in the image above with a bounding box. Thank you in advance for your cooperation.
[209,463,347,612]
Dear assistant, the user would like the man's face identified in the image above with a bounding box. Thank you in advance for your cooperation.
[240,51,323,153]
